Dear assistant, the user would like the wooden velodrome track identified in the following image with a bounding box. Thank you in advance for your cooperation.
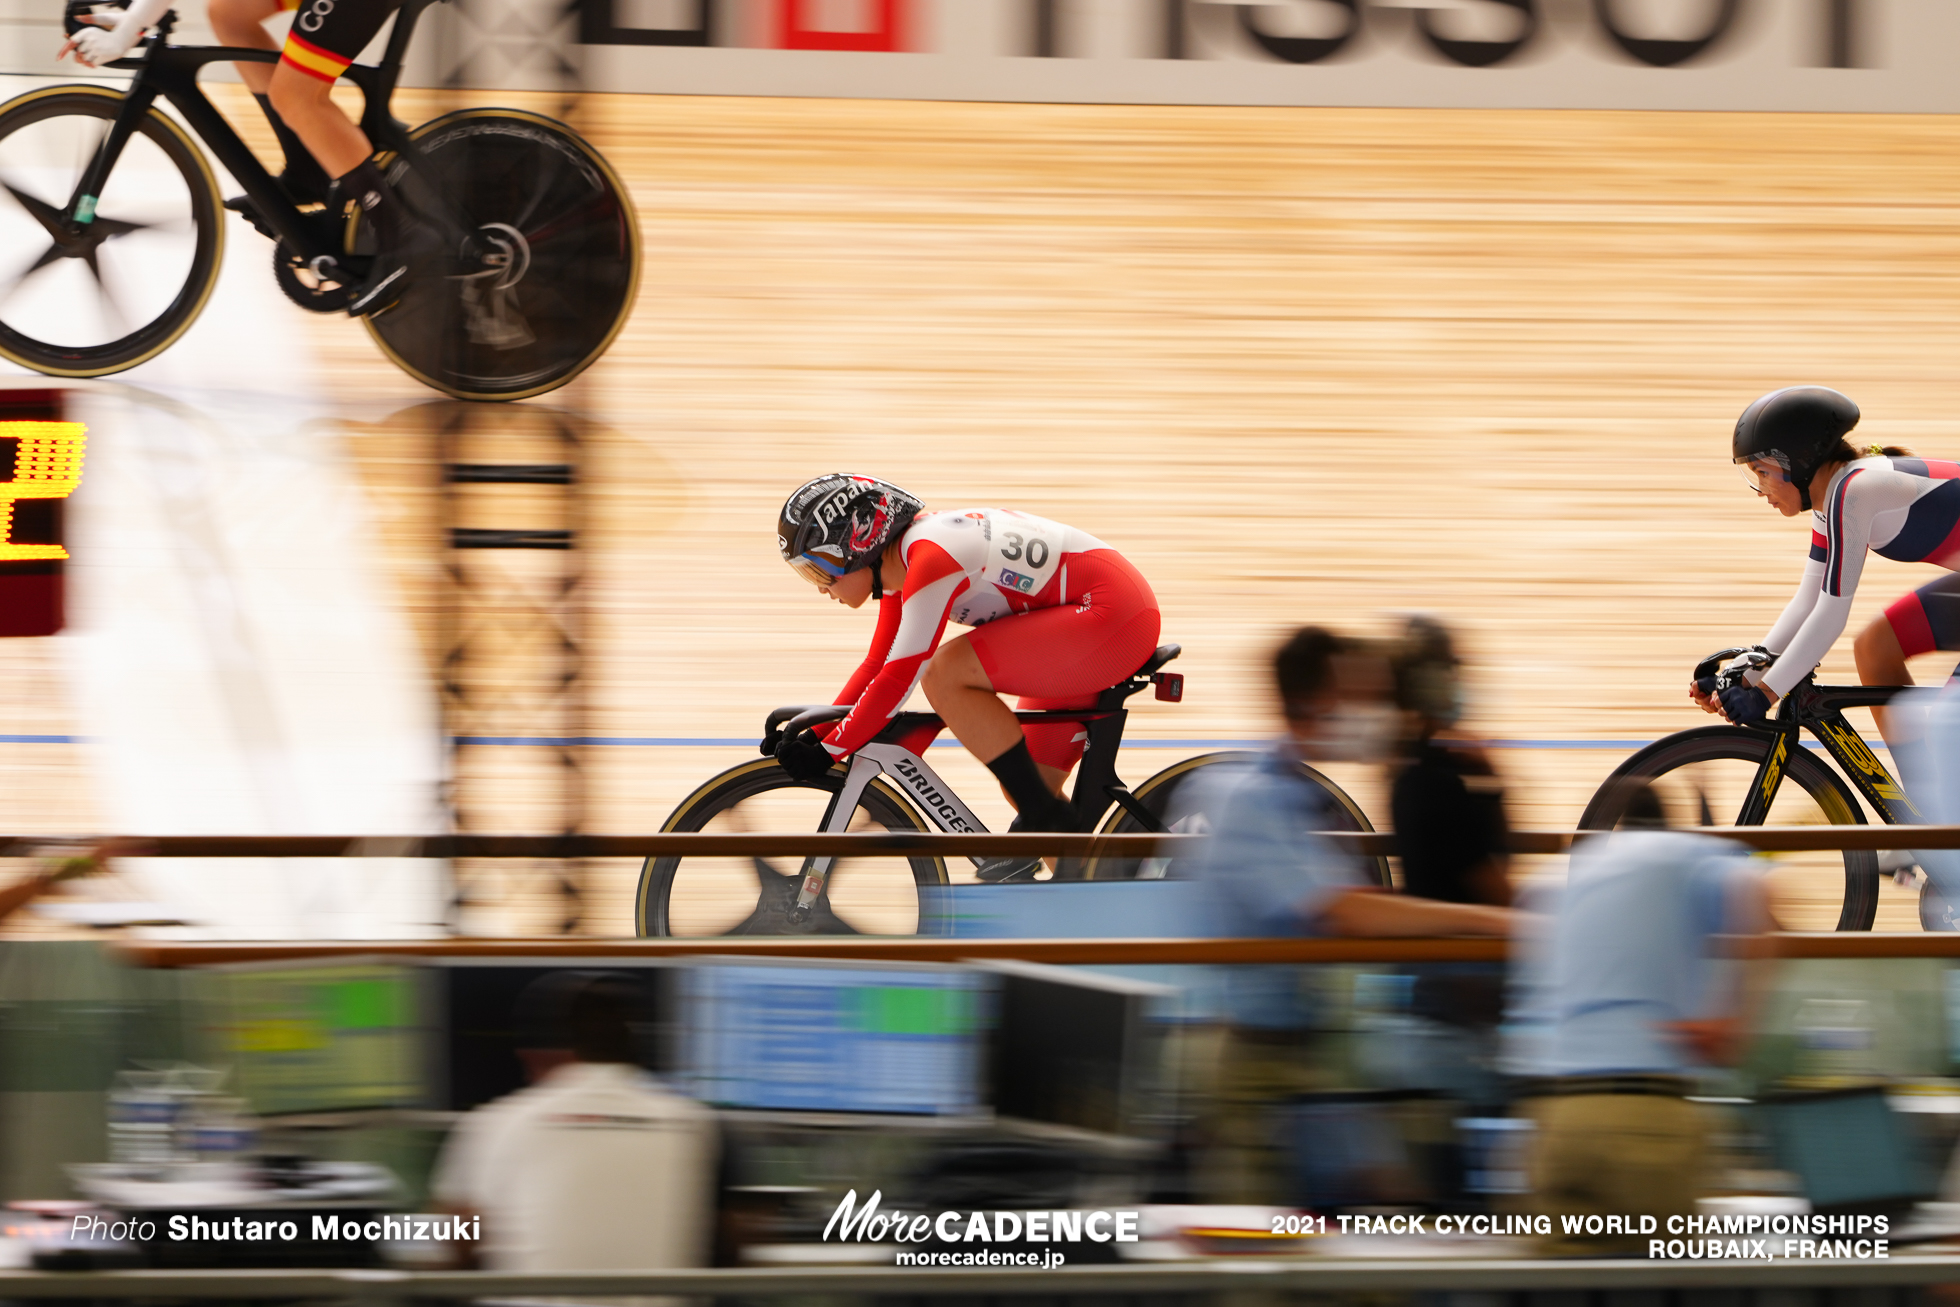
[10,89,1960,933]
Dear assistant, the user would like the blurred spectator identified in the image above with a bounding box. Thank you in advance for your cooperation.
[1185,626,1514,1203]
[1873,686,1960,931]
[432,973,718,1281]
[1390,616,1511,906]
[1379,618,1510,1108]
[1508,790,1771,1256]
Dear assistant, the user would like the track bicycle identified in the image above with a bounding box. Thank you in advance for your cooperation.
[634,643,1393,937]
[1580,647,1915,931]
[0,0,637,400]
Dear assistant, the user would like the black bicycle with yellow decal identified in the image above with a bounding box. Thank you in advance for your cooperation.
[1580,647,1913,931]
[0,0,636,399]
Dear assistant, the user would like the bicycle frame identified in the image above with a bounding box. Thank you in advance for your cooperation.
[72,0,443,267]
[787,704,1146,917]
[1740,677,1918,825]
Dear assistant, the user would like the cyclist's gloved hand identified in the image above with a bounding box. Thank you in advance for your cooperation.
[759,725,782,757]
[61,0,166,65]
[776,729,837,782]
[68,23,137,64]
[1718,682,1773,726]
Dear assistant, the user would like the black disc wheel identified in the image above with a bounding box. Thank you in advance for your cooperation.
[1578,725,1881,930]
[0,85,223,376]
[636,759,950,937]
[360,109,638,401]
[1075,750,1392,887]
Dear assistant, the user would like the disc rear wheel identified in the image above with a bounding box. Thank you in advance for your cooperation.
[361,109,638,401]
[1077,750,1392,887]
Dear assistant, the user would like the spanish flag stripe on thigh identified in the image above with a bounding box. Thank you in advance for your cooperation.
[280,32,348,83]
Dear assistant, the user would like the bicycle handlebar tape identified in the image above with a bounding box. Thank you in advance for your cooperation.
[0,390,84,638]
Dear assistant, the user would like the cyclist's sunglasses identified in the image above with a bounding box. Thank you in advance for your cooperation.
[788,550,848,587]
[1735,454,1791,496]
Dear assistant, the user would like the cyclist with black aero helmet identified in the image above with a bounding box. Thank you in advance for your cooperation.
[1698,385,1942,746]
[774,475,1162,880]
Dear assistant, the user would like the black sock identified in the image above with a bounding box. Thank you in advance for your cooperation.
[985,739,1072,831]
[336,158,407,250]
[253,93,329,198]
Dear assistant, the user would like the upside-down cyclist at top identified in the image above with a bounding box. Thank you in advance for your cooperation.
[1696,384,1949,748]
[774,475,1161,881]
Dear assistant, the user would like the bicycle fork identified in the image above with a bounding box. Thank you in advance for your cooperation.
[67,85,161,233]
[790,754,884,922]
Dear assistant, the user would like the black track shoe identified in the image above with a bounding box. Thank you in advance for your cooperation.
[972,805,1072,884]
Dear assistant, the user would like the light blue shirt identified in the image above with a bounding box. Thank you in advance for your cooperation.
[1506,830,1754,1077]
[1880,685,1960,925]
[1179,745,1371,1030]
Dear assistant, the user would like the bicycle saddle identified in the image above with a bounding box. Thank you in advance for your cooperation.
[1136,644,1181,677]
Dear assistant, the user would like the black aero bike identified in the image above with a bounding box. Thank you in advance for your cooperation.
[0,0,637,400]
[1580,647,1916,931]
[635,643,1393,937]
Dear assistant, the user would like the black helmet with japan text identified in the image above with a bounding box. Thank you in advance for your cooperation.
[1733,386,1861,511]
[777,474,924,587]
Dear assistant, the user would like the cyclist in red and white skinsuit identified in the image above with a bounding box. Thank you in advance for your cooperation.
[773,476,1161,853]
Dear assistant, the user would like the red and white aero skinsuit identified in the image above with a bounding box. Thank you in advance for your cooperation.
[819,509,1161,772]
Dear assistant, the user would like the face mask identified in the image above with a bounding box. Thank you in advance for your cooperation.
[1304,702,1401,763]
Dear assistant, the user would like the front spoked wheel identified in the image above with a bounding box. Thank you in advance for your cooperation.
[1579,725,1882,930]
[636,759,949,937]
[1076,750,1393,887]
[0,85,223,376]
[361,109,639,401]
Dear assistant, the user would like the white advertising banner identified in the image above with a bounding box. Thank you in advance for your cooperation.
[419,0,1960,113]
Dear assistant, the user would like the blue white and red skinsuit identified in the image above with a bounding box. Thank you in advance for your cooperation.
[1760,456,1960,697]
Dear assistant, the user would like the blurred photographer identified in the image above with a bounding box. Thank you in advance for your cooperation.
[432,972,717,1281]
[1184,626,1514,1202]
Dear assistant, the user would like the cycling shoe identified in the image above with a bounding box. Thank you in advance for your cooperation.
[975,856,1043,884]
[973,805,1073,883]
[347,221,446,319]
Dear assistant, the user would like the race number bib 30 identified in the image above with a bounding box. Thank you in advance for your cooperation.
[983,509,1066,597]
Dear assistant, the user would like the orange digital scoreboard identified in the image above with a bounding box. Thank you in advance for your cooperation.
[0,390,86,638]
